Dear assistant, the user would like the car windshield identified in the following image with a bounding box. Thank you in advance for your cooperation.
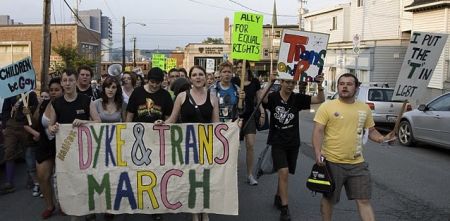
[368,89,394,101]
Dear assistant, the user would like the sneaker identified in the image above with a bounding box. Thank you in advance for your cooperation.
[247,175,258,186]
[32,184,41,197]
[280,206,291,221]
[274,195,282,210]
[41,207,55,219]
[152,214,162,220]
[0,183,16,195]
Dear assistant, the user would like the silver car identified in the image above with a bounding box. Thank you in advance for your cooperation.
[330,85,411,125]
[398,92,450,148]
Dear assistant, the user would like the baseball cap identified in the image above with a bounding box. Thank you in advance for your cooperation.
[147,67,164,82]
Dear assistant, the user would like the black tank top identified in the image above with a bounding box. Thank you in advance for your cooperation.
[180,90,213,123]
[52,94,91,124]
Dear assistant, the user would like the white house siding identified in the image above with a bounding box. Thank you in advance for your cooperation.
[307,10,346,43]
[412,9,447,90]
[371,46,407,86]
[351,0,402,40]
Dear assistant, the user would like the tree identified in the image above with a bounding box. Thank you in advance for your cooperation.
[202,37,224,44]
[52,45,96,71]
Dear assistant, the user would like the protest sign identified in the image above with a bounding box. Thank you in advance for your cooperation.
[165,58,177,72]
[152,54,166,70]
[231,12,263,61]
[56,122,239,216]
[392,32,448,101]
[0,56,36,98]
[206,59,215,73]
[277,30,329,81]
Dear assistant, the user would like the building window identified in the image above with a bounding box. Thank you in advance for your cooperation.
[357,0,364,7]
[275,30,281,38]
[264,49,269,57]
[331,16,337,30]
[275,49,279,57]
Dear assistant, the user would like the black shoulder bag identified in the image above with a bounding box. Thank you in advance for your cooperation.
[306,161,335,194]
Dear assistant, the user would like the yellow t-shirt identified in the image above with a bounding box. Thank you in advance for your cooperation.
[313,99,375,164]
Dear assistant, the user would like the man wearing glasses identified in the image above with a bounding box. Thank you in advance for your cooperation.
[261,73,325,221]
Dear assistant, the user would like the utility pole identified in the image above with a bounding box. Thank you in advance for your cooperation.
[122,16,125,72]
[133,37,136,67]
[299,0,307,31]
[40,0,51,90]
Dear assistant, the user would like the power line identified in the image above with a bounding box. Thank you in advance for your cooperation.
[185,0,237,12]
[227,0,297,17]
[62,0,113,50]
[112,33,223,37]
[102,0,119,21]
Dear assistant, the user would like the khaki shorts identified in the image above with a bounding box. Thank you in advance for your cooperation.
[324,161,372,204]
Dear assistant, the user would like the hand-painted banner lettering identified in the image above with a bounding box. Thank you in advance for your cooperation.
[0,56,36,98]
[56,122,239,216]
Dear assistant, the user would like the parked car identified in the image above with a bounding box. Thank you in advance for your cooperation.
[398,92,450,148]
[329,84,411,125]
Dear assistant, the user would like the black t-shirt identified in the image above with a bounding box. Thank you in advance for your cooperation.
[126,86,173,123]
[242,78,261,119]
[266,92,311,147]
[180,90,213,123]
[52,94,91,124]
[77,85,100,101]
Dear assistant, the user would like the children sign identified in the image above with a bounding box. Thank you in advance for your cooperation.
[392,32,448,101]
[0,56,36,98]
[277,30,329,81]
[231,12,263,61]
[56,122,239,216]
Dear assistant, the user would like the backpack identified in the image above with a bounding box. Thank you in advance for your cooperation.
[306,163,335,194]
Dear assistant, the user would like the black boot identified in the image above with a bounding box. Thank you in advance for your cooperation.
[280,205,291,221]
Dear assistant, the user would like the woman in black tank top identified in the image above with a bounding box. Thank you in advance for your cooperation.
[165,65,219,124]
[162,65,219,221]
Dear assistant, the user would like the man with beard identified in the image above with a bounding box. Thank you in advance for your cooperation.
[261,72,325,221]
[312,73,396,221]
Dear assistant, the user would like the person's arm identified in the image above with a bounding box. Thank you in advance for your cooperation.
[312,122,326,165]
[24,125,40,141]
[46,102,59,137]
[260,73,277,105]
[368,127,396,144]
[211,94,220,123]
[164,92,185,124]
[125,112,134,122]
[311,74,325,104]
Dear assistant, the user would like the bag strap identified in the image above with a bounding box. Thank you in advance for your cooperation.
[186,90,205,122]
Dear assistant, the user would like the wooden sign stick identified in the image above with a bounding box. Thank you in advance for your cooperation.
[21,92,32,126]
[238,60,246,110]
[393,100,408,135]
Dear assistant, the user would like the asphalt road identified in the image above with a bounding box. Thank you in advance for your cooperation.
[0,109,449,221]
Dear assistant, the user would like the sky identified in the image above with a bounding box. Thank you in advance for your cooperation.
[0,0,349,50]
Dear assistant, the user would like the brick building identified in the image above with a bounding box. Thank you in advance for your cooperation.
[0,24,101,89]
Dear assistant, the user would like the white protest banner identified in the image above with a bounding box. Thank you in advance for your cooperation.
[277,30,329,81]
[0,56,36,98]
[56,122,239,216]
[206,59,215,73]
[392,32,449,101]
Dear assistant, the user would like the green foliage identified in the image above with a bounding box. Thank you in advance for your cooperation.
[52,45,96,71]
[202,37,224,44]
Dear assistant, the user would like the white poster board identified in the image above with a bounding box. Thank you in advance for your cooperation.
[206,59,215,74]
[56,122,239,216]
[392,32,448,101]
[277,30,329,81]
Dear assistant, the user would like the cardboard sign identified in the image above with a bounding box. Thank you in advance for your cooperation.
[392,32,449,101]
[56,122,239,216]
[277,30,329,81]
[0,56,36,98]
[231,12,263,61]
[206,59,215,73]
[165,58,177,72]
[152,54,166,70]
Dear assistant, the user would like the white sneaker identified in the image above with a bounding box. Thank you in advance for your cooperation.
[247,175,258,186]
[32,184,41,197]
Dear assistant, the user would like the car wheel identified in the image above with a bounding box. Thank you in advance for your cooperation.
[398,120,416,146]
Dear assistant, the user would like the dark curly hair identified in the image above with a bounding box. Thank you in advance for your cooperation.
[101,76,123,110]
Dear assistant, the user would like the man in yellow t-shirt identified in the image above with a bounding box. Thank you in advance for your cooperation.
[312,73,396,221]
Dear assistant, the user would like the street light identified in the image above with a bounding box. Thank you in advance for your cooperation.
[122,16,146,72]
